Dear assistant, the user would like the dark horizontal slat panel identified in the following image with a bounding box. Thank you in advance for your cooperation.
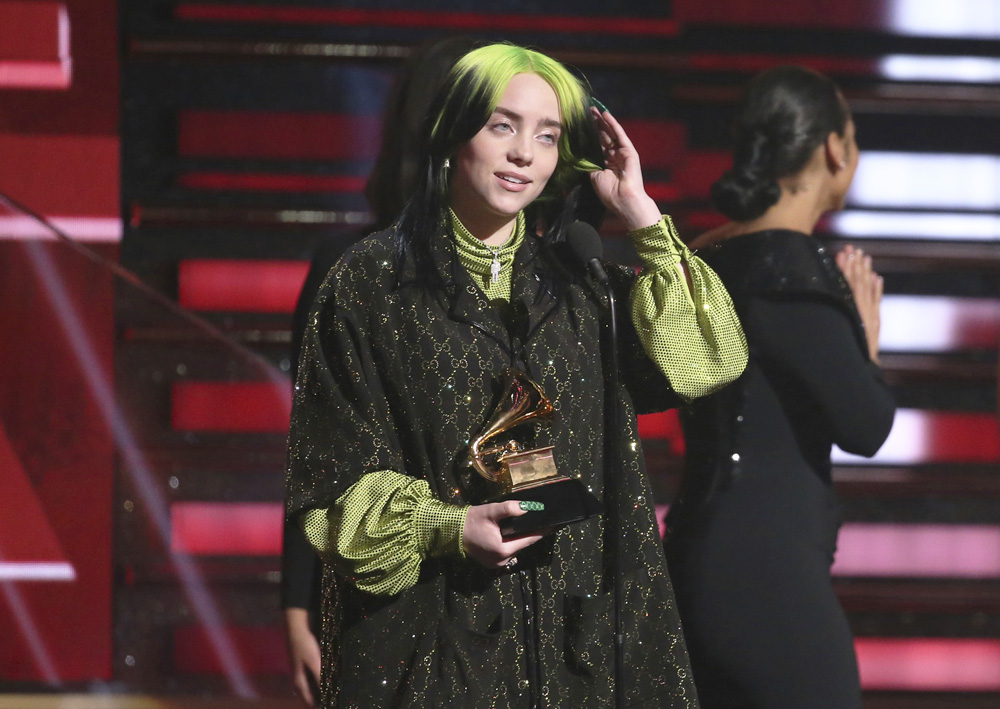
[173,624,286,675]
[173,4,679,37]
[674,0,886,31]
[880,354,997,384]
[176,172,367,193]
[834,464,1000,498]
[129,204,372,229]
[837,579,1000,614]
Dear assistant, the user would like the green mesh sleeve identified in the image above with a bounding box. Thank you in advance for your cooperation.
[301,470,468,596]
[630,216,748,402]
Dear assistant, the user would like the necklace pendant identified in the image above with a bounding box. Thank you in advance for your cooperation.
[490,255,502,283]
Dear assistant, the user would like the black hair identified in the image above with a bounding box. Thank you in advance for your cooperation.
[365,36,477,231]
[712,66,849,222]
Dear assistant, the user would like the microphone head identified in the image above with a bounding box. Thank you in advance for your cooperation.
[565,221,604,266]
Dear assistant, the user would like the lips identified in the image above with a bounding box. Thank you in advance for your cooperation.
[496,172,531,191]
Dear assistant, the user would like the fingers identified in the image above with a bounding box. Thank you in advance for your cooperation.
[292,668,316,707]
[502,530,548,554]
[304,649,321,693]
[838,244,877,290]
[835,243,854,271]
[873,272,884,303]
[463,500,550,569]
[590,106,634,152]
[490,499,527,520]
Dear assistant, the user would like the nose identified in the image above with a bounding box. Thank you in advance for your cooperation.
[508,133,533,166]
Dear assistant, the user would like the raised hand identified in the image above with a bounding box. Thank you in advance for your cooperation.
[589,107,662,232]
[463,500,548,569]
[836,244,883,364]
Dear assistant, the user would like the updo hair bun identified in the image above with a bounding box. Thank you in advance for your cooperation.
[711,129,782,220]
[712,65,849,222]
[711,165,782,221]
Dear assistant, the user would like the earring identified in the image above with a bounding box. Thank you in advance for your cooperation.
[839,159,847,169]
[443,158,450,170]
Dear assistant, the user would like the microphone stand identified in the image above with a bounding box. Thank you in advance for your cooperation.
[582,254,625,709]
[603,281,626,709]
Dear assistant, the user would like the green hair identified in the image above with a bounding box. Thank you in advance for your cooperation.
[430,43,600,191]
[396,42,604,285]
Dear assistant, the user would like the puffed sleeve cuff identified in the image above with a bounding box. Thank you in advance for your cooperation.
[629,215,748,403]
[299,470,469,597]
[630,216,688,283]
[414,496,468,559]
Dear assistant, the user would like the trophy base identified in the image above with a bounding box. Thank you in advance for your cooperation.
[498,477,602,537]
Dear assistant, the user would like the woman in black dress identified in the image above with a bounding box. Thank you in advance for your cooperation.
[663,66,896,708]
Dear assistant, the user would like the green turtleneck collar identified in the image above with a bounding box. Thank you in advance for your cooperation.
[449,209,525,302]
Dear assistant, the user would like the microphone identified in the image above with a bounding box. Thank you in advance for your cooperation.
[565,221,609,285]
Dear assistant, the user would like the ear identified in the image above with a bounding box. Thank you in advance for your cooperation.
[825,131,847,172]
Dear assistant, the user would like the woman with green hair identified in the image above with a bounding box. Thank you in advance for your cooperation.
[286,42,747,707]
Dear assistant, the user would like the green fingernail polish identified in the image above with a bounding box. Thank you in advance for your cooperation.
[519,501,545,512]
[589,96,609,113]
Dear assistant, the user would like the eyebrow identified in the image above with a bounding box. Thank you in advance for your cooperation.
[494,106,562,130]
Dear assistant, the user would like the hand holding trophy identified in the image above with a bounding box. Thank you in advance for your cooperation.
[467,368,602,537]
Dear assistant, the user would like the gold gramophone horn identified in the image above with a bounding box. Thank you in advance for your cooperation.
[468,367,559,493]
[467,368,602,535]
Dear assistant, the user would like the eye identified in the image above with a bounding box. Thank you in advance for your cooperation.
[492,120,514,133]
[538,132,558,145]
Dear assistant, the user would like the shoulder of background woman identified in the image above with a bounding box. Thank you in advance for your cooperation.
[704,229,845,300]
[687,220,742,250]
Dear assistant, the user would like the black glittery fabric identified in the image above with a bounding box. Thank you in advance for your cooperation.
[665,230,894,708]
[666,229,869,519]
[287,224,699,708]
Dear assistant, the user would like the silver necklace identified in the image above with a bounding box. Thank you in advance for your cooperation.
[485,243,504,284]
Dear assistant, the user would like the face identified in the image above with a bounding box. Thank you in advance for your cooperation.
[450,72,562,232]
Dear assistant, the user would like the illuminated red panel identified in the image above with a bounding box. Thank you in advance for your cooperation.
[175,5,679,36]
[0,422,74,580]
[174,624,287,674]
[0,1,71,89]
[0,135,118,218]
[171,382,291,433]
[620,121,686,170]
[637,409,686,455]
[675,150,730,200]
[857,638,1000,691]
[178,172,366,193]
[170,501,283,555]
[178,111,380,161]
[833,524,1000,578]
[645,182,681,203]
[835,409,1000,465]
[177,259,308,312]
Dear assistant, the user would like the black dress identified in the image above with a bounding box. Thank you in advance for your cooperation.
[663,230,895,708]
